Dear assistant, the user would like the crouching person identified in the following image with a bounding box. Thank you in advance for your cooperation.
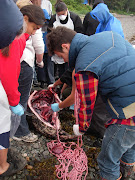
[47,26,135,180]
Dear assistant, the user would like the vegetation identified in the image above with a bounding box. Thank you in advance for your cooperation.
[50,0,92,15]
[50,0,135,15]
[104,0,135,14]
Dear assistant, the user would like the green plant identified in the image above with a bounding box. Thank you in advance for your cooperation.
[50,0,91,15]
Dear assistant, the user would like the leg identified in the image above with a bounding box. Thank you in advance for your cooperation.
[46,55,55,85]
[97,124,135,180]
[15,62,33,137]
[0,149,9,174]
[0,132,10,175]
[120,129,135,179]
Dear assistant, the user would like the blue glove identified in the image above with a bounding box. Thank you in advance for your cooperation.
[10,104,24,116]
[69,104,74,110]
[51,103,60,112]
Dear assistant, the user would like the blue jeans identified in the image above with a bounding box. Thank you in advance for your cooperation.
[15,61,33,137]
[97,124,135,180]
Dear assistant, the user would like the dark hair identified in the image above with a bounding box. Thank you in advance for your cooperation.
[1,26,23,57]
[93,0,104,9]
[55,1,67,13]
[20,5,46,26]
[47,26,76,56]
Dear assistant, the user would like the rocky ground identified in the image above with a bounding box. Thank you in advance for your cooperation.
[113,14,135,41]
[3,14,135,180]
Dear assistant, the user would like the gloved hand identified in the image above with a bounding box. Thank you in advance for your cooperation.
[73,124,84,136]
[36,60,44,68]
[51,103,61,112]
[10,104,24,116]
[48,84,54,88]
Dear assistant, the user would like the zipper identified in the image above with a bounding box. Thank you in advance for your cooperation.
[107,98,119,118]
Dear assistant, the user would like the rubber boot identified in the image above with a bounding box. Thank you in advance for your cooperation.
[120,163,135,180]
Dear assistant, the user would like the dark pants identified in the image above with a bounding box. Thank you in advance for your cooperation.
[15,61,33,137]
[37,53,55,85]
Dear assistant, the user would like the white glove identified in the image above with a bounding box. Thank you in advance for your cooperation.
[73,124,83,136]
[36,60,44,68]
[48,84,54,88]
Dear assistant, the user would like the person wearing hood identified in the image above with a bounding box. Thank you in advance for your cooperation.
[90,3,124,38]
[48,1,83,78]
[83,0,104,36]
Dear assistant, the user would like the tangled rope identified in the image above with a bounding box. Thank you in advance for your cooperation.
[47,89,88,179]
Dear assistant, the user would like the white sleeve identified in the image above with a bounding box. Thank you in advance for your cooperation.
[32,28,44,55]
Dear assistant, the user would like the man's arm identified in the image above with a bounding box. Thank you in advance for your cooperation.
[74,71,98,133]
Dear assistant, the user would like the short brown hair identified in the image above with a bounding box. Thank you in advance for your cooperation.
[47,26,76,56]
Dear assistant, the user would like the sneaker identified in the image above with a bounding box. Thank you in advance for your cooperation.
[13,133,38,143]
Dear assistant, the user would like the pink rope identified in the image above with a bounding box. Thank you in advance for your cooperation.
[47,88,88,179]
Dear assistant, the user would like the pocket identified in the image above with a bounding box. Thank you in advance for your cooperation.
[121,128,135,147]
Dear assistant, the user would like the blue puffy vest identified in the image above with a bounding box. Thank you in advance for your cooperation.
[69,32,135,119]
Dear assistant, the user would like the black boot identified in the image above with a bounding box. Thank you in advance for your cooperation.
[120,163,135,180]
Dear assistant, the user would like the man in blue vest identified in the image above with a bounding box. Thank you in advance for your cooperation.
[47,26,135,180]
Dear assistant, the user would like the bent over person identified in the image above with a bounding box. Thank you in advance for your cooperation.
[47,26,135,180]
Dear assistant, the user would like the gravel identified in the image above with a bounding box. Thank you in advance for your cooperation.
[113,14,135,41]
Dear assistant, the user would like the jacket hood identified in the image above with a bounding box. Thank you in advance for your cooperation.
[91,3,112,23]
[93,0,104,9]
[0,0,23,49]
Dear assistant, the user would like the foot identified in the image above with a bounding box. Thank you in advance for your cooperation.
[12,133,38,143]
[0,162,9,175]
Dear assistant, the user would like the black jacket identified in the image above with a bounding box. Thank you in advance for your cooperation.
[83,0,104,36]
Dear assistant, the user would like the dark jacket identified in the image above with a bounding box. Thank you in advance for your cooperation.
[69,32,135,119]
[60,69,72,87]
[83,0,104,36]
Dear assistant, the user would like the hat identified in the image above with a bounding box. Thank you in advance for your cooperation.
[0,0,23,49]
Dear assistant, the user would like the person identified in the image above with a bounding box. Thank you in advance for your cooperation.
[13,3,46,143]
[82,0,90,5]
[49,69,75,111]
[0,0,28,177]
[41,0,52,17]
[90,2,124,38]
[50,67,110,138]
[47,26,135,180]
[34,0,55,88]
[83,0,104,36]
[49,68,73,99]
[48,1,83,78]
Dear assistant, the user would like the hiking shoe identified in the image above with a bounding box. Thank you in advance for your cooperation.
[13,133,38,143]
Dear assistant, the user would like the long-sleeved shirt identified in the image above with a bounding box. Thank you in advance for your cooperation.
[20,29,44,68]
[75,71,135,133]
[0,33,29,106]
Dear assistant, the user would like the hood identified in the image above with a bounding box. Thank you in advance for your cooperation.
[90,3,112,24]
[0,0,23,49]
[93,0,104,9]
